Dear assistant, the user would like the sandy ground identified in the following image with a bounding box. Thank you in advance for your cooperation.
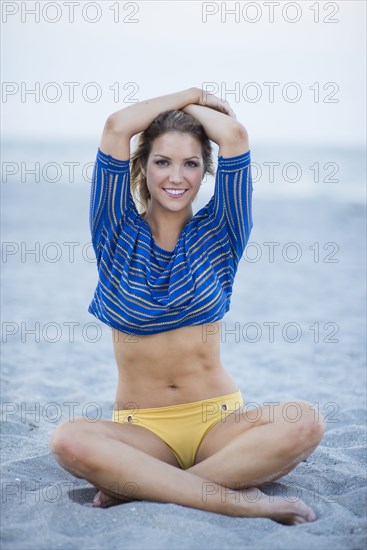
[1,173,366,549]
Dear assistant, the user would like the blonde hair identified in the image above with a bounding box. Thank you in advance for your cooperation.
[130,110,215,216]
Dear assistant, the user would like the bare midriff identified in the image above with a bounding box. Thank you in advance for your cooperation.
[111,320,239,410]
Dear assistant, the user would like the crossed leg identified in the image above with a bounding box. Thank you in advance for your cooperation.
[50,399,325,525]
[190,398,324,486]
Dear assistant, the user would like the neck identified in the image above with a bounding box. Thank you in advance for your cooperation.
[143,205,193,239]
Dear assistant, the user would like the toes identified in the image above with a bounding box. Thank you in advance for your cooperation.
[306,508,317,522]
[92,490,104,507]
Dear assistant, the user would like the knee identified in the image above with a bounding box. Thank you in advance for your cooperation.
[49,417,88,467]
[281,400,326,456]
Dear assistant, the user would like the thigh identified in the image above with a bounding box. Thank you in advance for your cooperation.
[194,400,310,464]
[57,416,181,468]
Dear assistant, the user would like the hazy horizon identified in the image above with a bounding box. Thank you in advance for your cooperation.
[1,1,366,148]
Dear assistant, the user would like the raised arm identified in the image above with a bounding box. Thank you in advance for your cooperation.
[99,87,203,160]
[181,101,251,263]
[181,103,249,158]
[99,87,245,160]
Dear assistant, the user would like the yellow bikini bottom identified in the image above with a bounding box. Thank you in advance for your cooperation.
[112,390,244,470]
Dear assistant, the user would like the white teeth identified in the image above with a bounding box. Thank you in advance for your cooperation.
[164,189,186,196]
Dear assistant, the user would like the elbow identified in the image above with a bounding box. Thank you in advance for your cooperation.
[104,113,120,134]
[223,121,248,145]
[219,122,249,156]
[229,121,248,144]
[104,109,131,136]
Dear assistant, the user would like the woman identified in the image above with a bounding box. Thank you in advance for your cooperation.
[50,87,325,524]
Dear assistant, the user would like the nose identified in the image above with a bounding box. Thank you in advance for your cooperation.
[168,166,183,184]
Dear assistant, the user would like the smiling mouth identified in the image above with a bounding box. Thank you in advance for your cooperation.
[163,189,188,197]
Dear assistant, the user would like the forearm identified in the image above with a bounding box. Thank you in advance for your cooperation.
[107,87,201,138]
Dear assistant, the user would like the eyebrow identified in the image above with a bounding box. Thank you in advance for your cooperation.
[153,154,201,160]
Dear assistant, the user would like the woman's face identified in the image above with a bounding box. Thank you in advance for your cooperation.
[143,132,204,215]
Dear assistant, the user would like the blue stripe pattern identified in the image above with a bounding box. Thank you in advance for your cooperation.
[88,147,253,335]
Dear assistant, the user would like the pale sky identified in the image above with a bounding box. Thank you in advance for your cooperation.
[1,0,366,147]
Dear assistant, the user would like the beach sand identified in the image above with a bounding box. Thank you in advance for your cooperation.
[1,169,366,549]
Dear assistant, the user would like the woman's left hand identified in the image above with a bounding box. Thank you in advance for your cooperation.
[197,91,237,120]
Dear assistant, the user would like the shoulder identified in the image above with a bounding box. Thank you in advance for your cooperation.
[217,149,251,173]
[96,147,130,174]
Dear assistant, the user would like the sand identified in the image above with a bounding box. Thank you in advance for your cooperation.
[1,153,366,549]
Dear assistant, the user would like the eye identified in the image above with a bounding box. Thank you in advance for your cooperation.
[186,161,199,168]
[155,159,169,166]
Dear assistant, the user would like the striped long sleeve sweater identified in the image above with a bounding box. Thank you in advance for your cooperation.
[88,147,253,336]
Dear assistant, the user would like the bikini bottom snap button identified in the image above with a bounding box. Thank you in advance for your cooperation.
[221,403,228,411]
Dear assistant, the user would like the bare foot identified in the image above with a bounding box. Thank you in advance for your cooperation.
[237,487,317,525]
[92,487,316,524]
[92,489,133,508]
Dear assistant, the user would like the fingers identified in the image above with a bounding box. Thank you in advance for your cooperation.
[201,93,237,119]
[220,100,237,119]
[217,99,237,119]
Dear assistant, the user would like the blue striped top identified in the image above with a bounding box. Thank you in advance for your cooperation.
[88,147,253,335]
